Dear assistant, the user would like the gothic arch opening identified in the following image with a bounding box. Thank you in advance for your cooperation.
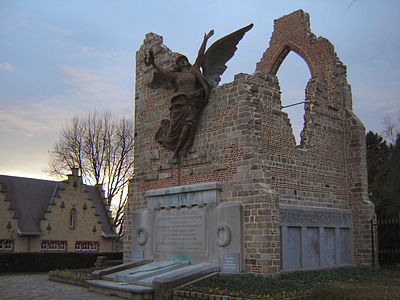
[276,50,311,145]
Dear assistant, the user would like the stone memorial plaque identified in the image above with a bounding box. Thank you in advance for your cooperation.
[131,249,144,261]
[339,228,352,264]
[280,207,351,228]
[322,228,335,265]
[280,205,353,271]
[285,226,301,270]
[221,253,240,273]
[154,207,206,255]
[304,227,319,267]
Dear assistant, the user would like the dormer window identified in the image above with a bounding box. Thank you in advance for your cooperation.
[69,208,77,229]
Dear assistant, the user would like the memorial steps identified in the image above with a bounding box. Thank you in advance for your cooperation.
[86,259,219,300]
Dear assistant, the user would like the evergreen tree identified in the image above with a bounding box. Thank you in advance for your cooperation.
[366,131,400,217]
[366,131,389,191]
[375,134,400,217]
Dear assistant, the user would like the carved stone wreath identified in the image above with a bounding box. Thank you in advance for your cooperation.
[136,227,148,246]
[216,224,232,247]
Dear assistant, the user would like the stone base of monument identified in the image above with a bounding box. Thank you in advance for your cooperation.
[86,182,243,299]
[131,183,244,272]
[86,259,219,300]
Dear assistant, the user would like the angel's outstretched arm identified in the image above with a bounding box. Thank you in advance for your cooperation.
[193,30,214,71]
[145,49,175,80]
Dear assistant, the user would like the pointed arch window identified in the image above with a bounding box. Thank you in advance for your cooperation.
[69,208,77,229]
[276,50,311,145]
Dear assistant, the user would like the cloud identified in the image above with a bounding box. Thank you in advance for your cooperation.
[42,22,74,37]
[0,41,134,143]
[0,58,132,138]
[0,97,71,137]
[353,89,400,114]
[81,46,127,60]
[58,63,132,110]
[60,65,100,84]
[0,62,15,72]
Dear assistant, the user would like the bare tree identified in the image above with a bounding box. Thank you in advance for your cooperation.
[382,113,400,145]
[47,111,134,235]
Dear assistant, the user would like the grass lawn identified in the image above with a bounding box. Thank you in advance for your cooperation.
[179,267,400,299]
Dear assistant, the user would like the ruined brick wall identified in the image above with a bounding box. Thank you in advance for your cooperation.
[256,9,352,111]
[125,33,281,274]
[255,9,375,267]
[125,10,376,274]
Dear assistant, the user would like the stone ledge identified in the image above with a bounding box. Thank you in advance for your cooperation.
[144,182,222,197]
[92,259,152,279]
[172,289,311,300]
[87,280,153,300]
[87,279,153,293]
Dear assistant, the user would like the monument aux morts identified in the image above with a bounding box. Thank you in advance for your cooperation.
[91,9,376,299]
[127,8,376,274]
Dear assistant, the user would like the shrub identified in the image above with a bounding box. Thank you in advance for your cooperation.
[0,252,122,273]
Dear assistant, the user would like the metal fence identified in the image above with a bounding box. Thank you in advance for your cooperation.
[374,217,400,269]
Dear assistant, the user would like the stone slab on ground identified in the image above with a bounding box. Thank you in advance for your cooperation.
[88,280,153,300]
[104,260,190,286]
[88,261,220,300]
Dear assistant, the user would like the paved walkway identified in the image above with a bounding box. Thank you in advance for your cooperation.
[0,274,122,300]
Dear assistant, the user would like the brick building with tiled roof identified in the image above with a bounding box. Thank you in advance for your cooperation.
[0,169,118,253]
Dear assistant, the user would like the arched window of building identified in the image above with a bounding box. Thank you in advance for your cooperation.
[276,50,311,145]
[69,208,77,229]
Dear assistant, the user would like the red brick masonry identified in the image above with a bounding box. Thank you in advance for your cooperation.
[125,10,376,275]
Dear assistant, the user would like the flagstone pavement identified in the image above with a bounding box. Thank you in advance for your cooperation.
[0,274,122,300]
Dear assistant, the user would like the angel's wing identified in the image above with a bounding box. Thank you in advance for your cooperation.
[202,23,253,86]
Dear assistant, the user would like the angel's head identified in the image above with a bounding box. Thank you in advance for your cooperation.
[175,54,191,71]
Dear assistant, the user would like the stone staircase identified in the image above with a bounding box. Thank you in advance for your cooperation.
[86,259,219,300]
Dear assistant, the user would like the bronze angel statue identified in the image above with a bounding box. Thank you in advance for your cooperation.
[145,24,253,159]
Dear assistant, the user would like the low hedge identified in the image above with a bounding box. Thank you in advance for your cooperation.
[0,252,122,273]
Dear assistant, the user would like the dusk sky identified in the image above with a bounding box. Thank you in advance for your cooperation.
[0,0,399,180]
